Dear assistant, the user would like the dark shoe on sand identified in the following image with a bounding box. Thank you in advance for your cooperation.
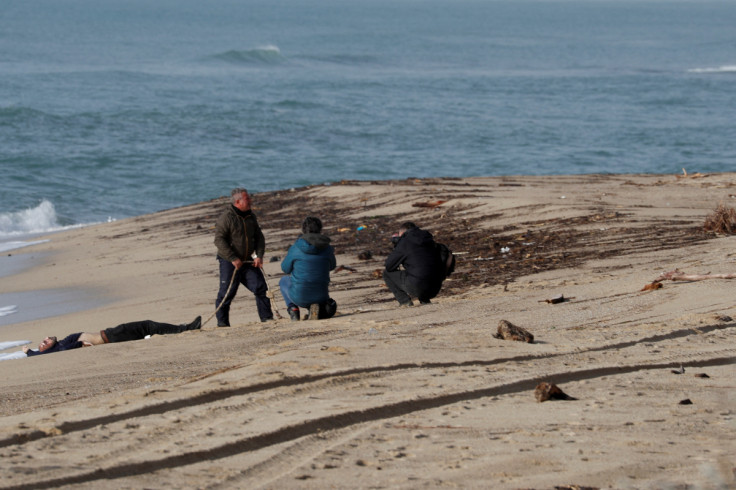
[288,306,300,321]
[186,316,202,330]
[217,322,230,327]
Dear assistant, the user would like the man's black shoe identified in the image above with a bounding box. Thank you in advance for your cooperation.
[185,316,202,330]
[217,322,230,327]
[288,306,300,321]
[260,317,274,323]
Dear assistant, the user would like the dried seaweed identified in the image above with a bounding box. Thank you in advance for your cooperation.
[703,203,736,235]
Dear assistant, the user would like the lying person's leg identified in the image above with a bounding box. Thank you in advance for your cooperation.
[101,316,202,343]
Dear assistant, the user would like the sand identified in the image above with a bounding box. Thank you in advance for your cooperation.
[0,173,734,489]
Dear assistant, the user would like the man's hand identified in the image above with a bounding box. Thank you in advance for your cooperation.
[253,257,263,268]
[232,258,243,269]
[22,345,30,354]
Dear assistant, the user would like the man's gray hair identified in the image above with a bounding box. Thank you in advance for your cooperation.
[230,188,248,203]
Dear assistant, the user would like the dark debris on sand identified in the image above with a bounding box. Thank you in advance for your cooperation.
[125,179,715,296]
[250,180,713,295]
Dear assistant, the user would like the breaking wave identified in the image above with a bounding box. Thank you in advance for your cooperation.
[687,65,736,74]
[210,45,285,65]
[0,200,61,237]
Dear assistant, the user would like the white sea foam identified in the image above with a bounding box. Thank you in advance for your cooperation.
[0,305,18,317]
[0,200,89,251]
[0,352,27,361]
[0,340,30,352]
[0,340,30,362]
[0,200,59,236]
[0,240,49,253]
[687,65,736,74]
[256,44,280,53]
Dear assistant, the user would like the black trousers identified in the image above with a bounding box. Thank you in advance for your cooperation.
[216,258,273,324]
[103,320,193,343]
[383,269,441,305]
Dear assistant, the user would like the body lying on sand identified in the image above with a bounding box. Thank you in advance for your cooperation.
[23,317,202,356]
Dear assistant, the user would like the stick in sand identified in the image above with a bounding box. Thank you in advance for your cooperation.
[654,269,736,282]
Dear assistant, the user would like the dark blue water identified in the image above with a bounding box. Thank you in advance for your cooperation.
[2,0,735,230]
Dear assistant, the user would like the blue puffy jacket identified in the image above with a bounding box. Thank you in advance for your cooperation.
[281,233,336,307]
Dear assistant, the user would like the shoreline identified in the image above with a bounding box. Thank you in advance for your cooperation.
[1,173,734,488]
[0,287,108,330]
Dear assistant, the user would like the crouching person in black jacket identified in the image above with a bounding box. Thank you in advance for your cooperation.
[383,222,446,307]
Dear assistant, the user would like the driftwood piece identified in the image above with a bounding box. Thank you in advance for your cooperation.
[640,281,663,292]
[494,320,534,343]
[535,382,577,402]
[676,167,706,179]
[411,200,447,208]
[654,269,736,282]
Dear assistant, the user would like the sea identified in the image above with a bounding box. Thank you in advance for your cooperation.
[1,0,735,332]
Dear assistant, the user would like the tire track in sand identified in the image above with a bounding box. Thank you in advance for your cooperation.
[2,349,733,490]
[1,321,732,452]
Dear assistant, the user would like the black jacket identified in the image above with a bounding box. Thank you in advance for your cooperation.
[385,227,445,287]
[26,333,83,356]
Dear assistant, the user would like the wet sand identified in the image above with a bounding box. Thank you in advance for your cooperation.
[0,173,734,489]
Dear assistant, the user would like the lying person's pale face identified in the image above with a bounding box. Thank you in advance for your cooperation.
[38,336,57,352]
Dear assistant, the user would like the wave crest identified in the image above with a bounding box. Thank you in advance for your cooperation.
[0,200,60,236]
[688,65,736,74]
[0,307,19,320]
[211,45,284,65]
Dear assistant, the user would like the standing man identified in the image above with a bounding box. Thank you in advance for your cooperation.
[383,222,445,307]
[214,188,273,326]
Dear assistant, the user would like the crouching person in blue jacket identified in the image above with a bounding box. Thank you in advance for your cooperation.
[279,216,337,321]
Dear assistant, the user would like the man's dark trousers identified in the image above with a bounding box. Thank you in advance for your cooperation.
[104,320,193,343]
[216,257,273,325]
[383,269,441,305]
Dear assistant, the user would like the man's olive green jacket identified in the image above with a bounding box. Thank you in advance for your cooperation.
[214,205,266,262]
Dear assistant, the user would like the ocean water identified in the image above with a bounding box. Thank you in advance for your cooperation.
[2,0,735,236]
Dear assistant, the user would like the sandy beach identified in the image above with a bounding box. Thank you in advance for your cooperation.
[1,173,734,489]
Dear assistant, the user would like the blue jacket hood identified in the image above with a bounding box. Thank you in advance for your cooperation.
[297,233,331,253]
